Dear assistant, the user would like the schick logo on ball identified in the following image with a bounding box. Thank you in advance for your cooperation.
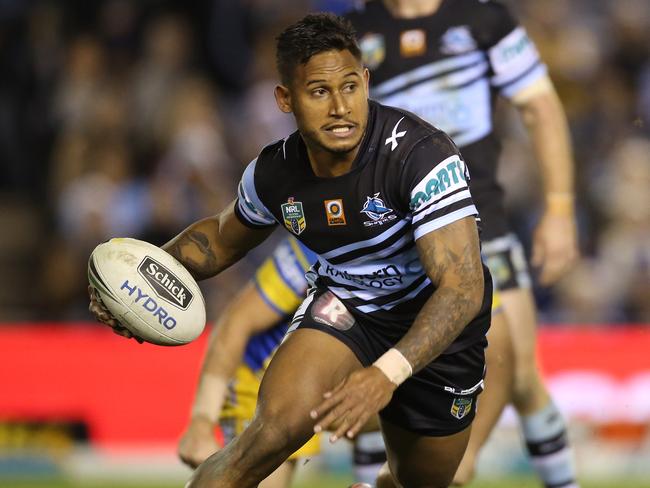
[137,257,194,310]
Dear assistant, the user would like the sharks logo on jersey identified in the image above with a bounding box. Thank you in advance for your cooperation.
[440,26,477,55]
[360,192,395,227]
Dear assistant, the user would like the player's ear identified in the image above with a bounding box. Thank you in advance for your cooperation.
[274,84,292,114]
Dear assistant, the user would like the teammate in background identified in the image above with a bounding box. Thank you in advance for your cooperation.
[90,13,495,487]
[345,2,579,486]
[177,236,387,486]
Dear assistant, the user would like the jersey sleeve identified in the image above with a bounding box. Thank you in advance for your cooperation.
[477,1,548,100]
[253,236,317,316]
[234,158,278,228]
[402,136,478,241]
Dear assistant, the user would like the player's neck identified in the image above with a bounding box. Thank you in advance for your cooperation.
[305,144,359,178]
[383,0,443,18]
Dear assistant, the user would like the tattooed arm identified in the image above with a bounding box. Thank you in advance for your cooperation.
[395,215,484,373]
[310,216,484,441]
[162,200,275,281]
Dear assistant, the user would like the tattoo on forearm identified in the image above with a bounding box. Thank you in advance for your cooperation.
[166,230,220,281]
[397,235,484,373]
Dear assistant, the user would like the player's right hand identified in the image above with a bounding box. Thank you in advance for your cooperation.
[87,286,143,342]
[178,416,220,469]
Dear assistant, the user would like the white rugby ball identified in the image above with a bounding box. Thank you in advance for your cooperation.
[88,238,206,346]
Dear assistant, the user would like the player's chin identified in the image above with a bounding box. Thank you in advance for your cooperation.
[322,137,363,154]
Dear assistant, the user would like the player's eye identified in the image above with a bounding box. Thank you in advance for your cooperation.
[342,83,357,93]
[312,88,328,97]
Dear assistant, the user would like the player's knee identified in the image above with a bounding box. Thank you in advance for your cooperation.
[511,367,543,406]
[256,400,312,452]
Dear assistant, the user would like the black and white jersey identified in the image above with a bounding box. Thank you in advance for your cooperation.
[235,101,491,352]
[346,0,547,238]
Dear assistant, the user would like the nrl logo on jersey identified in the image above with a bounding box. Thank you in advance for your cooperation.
[359,32,385,70]
[450,397,473,420]
[281,197,306,235]
[360,192,396,227]
[440,26,477,55]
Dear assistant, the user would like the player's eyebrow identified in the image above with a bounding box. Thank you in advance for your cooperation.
[306,71,361,86]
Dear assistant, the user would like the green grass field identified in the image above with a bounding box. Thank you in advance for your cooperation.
[4,477,650,488]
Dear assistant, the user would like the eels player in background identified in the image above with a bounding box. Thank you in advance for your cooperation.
[345,1,579,487]
[177,236,388,486]
[178,234,513,487]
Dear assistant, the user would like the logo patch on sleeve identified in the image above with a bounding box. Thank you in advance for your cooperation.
[409,155,470,211]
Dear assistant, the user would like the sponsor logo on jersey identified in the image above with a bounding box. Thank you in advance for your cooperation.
[359,32,385,70]
[324,199,346,226]
[400,29,426,57]
[323,263,404,289]
[385,117,407,151]
[409,156,469,211]
[138,257,193,310]
[450,397,473,420]
[281,197,306,235]
[360,192,396,227]
[440,26,477,55]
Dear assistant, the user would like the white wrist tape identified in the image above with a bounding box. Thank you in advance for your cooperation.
[191,374,228,423]
[373,348,413,386]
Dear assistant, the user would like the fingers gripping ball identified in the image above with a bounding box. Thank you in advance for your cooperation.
[88,238,206,345]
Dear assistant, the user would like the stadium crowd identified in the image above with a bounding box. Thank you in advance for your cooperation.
[0,0,647,324]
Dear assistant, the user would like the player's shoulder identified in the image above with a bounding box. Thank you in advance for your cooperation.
[454,0,519,43]
[372,101,454,156]
[255,132,298,166]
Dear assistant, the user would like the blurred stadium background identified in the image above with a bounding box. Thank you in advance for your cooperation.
[0,0,648,487]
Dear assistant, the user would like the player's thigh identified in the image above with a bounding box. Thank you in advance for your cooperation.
[485,308,514,376]
[380,418,471,488]
[482,234,538,362]
[499,287,538,363]
[256,327,362,430]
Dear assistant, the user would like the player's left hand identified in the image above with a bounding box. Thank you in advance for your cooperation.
[310,366,397,443]
[531,210,578,286]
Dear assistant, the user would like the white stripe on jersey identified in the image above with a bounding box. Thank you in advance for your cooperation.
[413,206,478,241]
[371,51,486,98]
[489,27,543,88]
[412,189,473,225]
[499,63,547,99]
[321,219,409,260]
[237,158,277,226]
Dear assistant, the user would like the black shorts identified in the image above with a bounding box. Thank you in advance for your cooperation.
[288,290,487,437]
[481,233,531,291]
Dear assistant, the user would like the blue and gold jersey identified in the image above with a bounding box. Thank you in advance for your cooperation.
[242,237,317,372]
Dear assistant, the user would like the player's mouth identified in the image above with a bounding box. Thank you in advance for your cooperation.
[324,123,357,139]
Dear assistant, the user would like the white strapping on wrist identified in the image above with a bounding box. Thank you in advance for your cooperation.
[373,348,413,386]
[190,374,228,423]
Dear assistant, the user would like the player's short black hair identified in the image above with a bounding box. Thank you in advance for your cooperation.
[276,13,361,86]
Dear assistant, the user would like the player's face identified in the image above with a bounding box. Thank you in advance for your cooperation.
[275,49,370,157]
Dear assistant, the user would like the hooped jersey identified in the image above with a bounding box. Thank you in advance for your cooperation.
[243,236,316,372]
[236,101,492,353]
[346,0,548,238]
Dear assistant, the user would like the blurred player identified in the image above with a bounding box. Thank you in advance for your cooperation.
[177,236,387,486]
[346,1,579,487]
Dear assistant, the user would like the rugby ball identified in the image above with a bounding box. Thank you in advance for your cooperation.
[88,238,206,345]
